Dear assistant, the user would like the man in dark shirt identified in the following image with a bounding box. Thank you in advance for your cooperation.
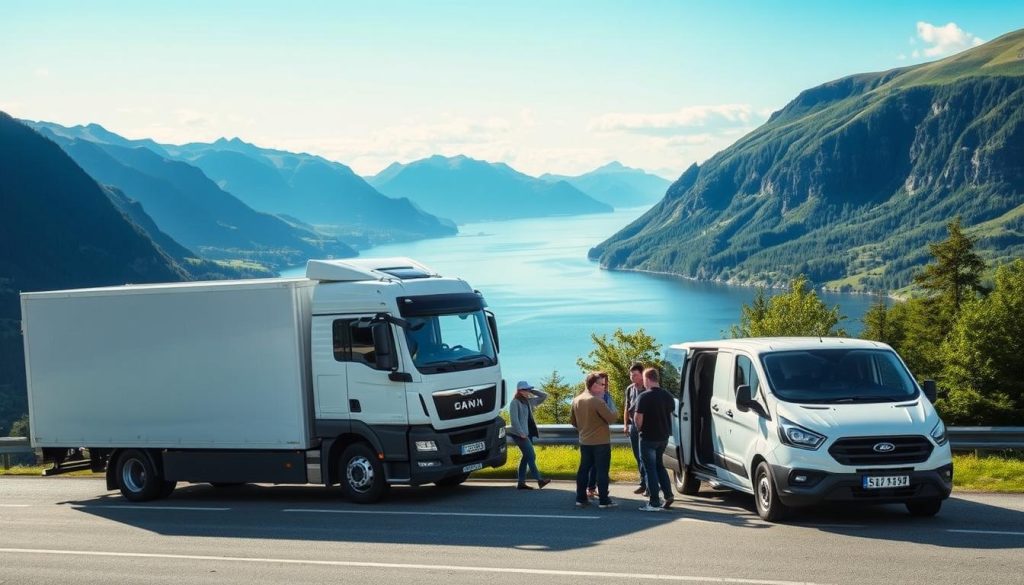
[623,362,647,495]
[634,367,676,511]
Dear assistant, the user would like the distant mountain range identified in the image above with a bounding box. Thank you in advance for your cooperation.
[591,28,1024,292]
[540,162,669,208]
[368,155,612,223]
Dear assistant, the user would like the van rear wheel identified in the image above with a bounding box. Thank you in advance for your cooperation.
[754,462,789,522]
[673,466,701,496]
[338,443,388,503]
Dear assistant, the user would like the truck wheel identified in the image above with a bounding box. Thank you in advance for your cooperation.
[116,450,171,502]
[338,443,388,503]
[754,462,789,522]
[435,473,470,487]
[906,498,942,517]
[673,466,701,496]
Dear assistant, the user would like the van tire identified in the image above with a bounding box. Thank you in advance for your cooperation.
[115,449,170,502]
[754,462,789,522]
[338,443,388,503]
[906,498,942,517]
[435,473,470,487]
[673,466,701,496]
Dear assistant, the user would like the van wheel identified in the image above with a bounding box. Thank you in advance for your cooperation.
[906,498,942,517]
[338,443,388,503]
[673,466,701,496]
[754,462,789,522]
[116,450,171,502]
[435,473,470,487]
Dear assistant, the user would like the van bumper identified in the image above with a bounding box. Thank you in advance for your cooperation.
[405,417,508,485]
[771,463,954,507]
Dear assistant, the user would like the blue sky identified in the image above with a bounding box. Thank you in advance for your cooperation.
[2,1,1021,178]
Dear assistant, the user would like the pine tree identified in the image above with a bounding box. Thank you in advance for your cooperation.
[913,217,986,318]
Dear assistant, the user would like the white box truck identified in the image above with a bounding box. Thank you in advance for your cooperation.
[661,337,953,521]
[21,257,508,503]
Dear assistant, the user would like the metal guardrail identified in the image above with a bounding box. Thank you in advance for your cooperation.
[0,437,32,469]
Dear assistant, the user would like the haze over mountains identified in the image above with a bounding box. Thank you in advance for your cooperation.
[540,162,670,208]
[369,154,613,223]
[592,28,1024,292]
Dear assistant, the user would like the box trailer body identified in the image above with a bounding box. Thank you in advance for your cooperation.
[21,257,508,502]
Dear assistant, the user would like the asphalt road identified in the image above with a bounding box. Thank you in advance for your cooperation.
[1,477,1022,585]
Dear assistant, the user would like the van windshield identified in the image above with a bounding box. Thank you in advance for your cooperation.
[403,310,497,374]
[761,349,919,403]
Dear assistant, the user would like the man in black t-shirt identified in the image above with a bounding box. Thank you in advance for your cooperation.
[634,367,676,511]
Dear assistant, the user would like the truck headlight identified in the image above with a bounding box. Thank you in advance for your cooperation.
[415,441,438,452]
[498,426,506,439]
[778,417,826,450]
[930,420,948,446]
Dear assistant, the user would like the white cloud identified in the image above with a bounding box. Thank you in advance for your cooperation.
[33,68,50,78]
[915,21,985,58]
[588,104,762,137]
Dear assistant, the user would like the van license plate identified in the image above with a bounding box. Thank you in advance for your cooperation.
[863,475,910,489]
[463,463,483,473]
[461,441,486,455]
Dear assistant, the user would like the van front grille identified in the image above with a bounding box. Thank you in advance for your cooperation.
[828,436,933,466]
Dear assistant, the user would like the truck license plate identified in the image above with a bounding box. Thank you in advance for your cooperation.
[463,462,483,473]
[460,440,486,455]
[863,475,910,489]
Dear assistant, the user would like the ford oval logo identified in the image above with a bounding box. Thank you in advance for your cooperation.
[873,442,896,453]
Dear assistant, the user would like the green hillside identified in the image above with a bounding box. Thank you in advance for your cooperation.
[591,29,1024,291]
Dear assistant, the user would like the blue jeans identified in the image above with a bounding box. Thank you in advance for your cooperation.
[640,438,672,506]
[577,444,611,504]
[514,436,542,484]
[629,425,646,489]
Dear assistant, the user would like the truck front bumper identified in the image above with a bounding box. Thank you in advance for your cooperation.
[405,417,507,485]
[771,463,953,507]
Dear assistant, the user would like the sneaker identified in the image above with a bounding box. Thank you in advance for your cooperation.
[632,486,647,494]
[598,500,618,508]
[639,504,665,512]
[538,479,551,489]
[517,483,534,490]
[662,498,675,509]
[575,500,590,508]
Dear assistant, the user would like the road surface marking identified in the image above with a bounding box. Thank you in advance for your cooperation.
[0,548,833,584]
[948,529,1024,537]
[70,505,231,511]
[0,504,30,508]
[283,508,599,520]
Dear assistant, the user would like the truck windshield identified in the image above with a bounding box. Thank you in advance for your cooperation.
[761,349,919,403]
[404,310,497,374]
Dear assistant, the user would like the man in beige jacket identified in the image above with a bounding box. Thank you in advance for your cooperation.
[570,371,618,508]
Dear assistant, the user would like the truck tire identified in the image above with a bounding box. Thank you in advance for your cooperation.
[906,498,942,517]
[435,473,470,487]
[116,450,172,502]
[673,466,701,496]
[754,461,789,522]
[338,443,388,503]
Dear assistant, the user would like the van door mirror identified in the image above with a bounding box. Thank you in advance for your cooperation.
[371,322,397,371]
[485,310,500,353]
[736,384,769,419]
[922,380,937,403]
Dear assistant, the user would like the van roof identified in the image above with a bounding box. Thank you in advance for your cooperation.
[670,337,892,356]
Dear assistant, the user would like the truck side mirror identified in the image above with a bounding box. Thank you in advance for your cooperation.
[736,384,769,419]
[372,322,397,371]
[922,380,937,403]
[485,310,499,353]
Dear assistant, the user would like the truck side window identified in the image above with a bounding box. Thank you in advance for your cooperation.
[735,355,761,401]
[332,319,387,370]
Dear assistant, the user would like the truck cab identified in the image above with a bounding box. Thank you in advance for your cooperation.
[662,337,953,521]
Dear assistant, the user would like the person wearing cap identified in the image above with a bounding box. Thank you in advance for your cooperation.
[508,380,551,490]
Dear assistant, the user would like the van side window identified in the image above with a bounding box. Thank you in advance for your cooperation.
[735,355,761,400]
[332,319,386,369]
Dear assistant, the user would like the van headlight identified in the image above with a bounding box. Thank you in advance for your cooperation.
[778,417,826,450]
[930,420,948,446]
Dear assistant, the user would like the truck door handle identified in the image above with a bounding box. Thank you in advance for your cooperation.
[349,399,361,413]
[726,409,734,418]
[711,404,720,412]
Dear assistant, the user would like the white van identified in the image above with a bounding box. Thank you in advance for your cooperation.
[662,338,953,521]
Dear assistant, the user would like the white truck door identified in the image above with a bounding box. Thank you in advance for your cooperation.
[719,353,764,488]
[312,316,350,420]
[340,319,409,426]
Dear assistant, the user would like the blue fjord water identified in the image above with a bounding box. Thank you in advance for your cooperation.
[284,208,876,387]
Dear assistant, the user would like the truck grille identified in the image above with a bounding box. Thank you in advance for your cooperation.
[433,385,496,420]
[829,436,933,466]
